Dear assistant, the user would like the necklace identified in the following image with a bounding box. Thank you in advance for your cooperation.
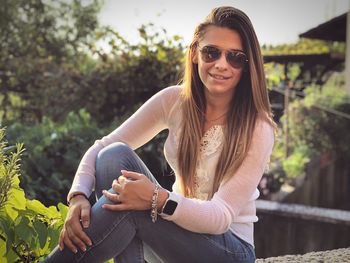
[192,101,228,122]
[205,111,228,122]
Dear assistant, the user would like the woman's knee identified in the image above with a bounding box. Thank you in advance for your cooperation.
[95,143,135,188]
[96,142,134,166]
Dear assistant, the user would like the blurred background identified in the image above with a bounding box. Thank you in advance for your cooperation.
[0,0,349,262]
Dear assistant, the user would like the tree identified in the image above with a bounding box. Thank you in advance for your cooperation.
[0,0,185,126]
[82,23,185,125]
[0,0,101,123]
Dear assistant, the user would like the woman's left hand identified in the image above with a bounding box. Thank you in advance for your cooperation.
[102,170,155,211]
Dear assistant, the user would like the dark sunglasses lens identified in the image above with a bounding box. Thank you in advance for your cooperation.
[227,52,247,69]
[201,46,221,62]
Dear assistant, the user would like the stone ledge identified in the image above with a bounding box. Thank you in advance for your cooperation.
[256,247,350,263]
[256,200,350,225]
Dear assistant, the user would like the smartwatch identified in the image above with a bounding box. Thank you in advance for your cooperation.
[159,191,178,216]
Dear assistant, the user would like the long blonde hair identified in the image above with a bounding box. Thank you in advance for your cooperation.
[177,6,277,198]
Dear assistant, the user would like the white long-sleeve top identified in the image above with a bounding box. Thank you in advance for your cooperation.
[68,85,274,246]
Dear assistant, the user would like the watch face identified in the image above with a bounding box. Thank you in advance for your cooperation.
[163,199,178,215]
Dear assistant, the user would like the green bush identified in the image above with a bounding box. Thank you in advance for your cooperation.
[6,109,172,206]
[0,127,67,262]
[288,74,350,160]
[273,73,350,179]
[282,145,311,178]
[6,109,104,206]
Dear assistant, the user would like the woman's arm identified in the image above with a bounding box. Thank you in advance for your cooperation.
[68,86,182,201]
[161,119,275,234]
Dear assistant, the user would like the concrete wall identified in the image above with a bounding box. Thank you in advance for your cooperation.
[254,200,350,258]
[256,247,350,263]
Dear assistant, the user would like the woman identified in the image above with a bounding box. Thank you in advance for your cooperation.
[44,6,276,263]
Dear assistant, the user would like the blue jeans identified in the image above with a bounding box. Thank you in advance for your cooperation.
[43,142,255,263]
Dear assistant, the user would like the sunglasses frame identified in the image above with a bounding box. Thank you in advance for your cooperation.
[198,45,248,69]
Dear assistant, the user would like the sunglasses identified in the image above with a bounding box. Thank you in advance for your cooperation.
[198,45,248,69]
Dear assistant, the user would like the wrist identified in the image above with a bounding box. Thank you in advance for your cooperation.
[68,192,87,205]
[157,189,169,211]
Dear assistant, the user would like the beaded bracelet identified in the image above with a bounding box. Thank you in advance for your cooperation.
[151,184,160,223]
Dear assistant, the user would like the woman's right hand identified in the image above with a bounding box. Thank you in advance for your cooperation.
[59,195,92,253]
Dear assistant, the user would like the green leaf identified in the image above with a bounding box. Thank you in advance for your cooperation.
[0,212,13,233]
[5,248,18,263]
[57,202,68,221]
[156,49,166,61]
[47,206,61,218]
[0,235,7,259]
[0,213,15,255]
[15,216,34,244]
[3,205,17,222]
[26,200,60,219]
[13,208,36,218]
[4,227,14,255]
[48,226,60,251]
[26,199,50,216]
[4,177,26,220]
[33,220,47,249]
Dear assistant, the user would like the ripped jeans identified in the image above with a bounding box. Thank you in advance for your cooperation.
[43,142,255,263]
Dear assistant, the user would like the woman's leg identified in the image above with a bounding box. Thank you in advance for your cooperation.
[44,142,155,263]
[44,142,255,263]
[94,142,159,263]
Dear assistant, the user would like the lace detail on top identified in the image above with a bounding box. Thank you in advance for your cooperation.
[195,125,224,200]
[172,125,224,157]
[193,163,212,200]
[199,125,224,157]
[172,125,224,200]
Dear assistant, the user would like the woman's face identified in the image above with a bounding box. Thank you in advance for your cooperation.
[194,25,245,99]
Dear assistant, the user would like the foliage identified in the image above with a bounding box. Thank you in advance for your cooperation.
[263,38,345,91]
[1,1,183,207]
[288,73,350,157]
[6,109,104,206]
[0,0,184,126]
[81,23,184,126]
[0,129,24,209]
[0,127,67,262]
[5,108,173,205]
[0,0,102,123]
[282,145,310,178]
[265,63,301,88]
[261,38,345,56]
[272,73,350,179]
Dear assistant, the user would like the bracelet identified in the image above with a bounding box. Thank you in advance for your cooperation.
[150,184,160,223]
[67,193,87,205]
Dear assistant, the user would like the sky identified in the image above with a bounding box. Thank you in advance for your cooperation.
[98,0,349,46]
